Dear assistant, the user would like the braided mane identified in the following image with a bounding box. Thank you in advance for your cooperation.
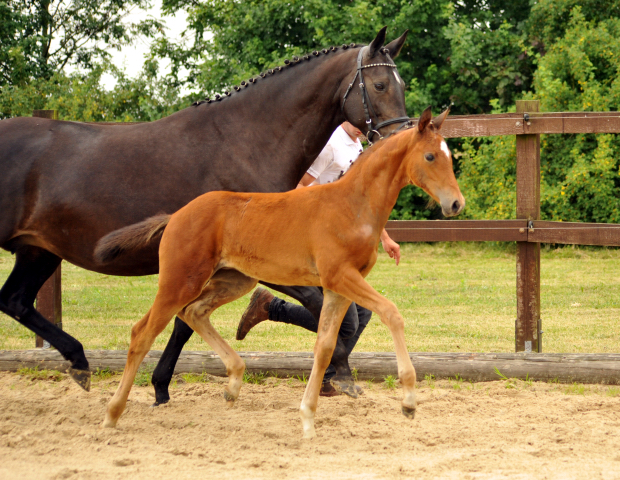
[191,43,394,106]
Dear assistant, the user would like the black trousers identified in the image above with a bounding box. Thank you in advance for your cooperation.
[262,284,372,382]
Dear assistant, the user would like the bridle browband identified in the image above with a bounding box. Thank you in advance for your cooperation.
[341,46,412,144]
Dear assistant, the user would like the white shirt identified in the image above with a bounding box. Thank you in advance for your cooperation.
[307,125,363,185]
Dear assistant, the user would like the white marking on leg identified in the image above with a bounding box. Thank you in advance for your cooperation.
[300,401,316,439]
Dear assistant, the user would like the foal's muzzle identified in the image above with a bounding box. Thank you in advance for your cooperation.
[441,196,465,218]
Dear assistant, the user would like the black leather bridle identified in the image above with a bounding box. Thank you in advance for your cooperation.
[341,46,412,144]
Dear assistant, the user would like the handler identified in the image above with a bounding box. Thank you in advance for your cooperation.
[236,121,400,396]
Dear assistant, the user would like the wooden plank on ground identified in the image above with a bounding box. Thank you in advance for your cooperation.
[2,350,620,385]
[385,220,527,242]
[529,221,620,246]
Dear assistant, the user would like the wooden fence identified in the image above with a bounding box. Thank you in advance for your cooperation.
[33,101,620,354]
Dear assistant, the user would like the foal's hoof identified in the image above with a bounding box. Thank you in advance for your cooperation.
[68,367,91,391]
[401,405,416,419]
[331,378,358,399]
[151,399,169,407]
[223,390,237,405]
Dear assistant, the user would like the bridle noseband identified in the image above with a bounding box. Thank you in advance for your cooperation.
[341,46,412,144]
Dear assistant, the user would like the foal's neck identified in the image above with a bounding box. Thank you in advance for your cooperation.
[340,132,413,232]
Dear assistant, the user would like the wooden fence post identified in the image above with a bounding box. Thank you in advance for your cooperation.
[515,100,541,353]
[32,110,62,348]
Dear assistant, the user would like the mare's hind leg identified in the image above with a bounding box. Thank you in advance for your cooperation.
[178,269,257,405]
[300,290,351,439]
[0,246,90,390]
[151,316,194,406]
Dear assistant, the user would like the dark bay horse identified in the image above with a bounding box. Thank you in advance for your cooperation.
[0,28,410,392]
[95,107,464,438]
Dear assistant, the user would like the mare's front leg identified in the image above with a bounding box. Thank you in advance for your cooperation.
[300,289,351,439]
[329,269,417,419]
[179,269,257,405]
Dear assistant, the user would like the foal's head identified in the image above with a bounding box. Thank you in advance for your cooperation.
[405,107,465,217]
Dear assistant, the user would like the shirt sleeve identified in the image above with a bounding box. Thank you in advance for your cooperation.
[306,144,334,179]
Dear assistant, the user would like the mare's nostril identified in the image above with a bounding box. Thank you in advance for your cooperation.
[452,200,460,214]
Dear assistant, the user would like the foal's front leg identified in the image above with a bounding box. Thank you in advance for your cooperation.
[300,289,351,439]
[330,269,417,419]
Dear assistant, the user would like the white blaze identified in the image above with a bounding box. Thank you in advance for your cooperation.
[440,140,451,158]
[393,70,404,87]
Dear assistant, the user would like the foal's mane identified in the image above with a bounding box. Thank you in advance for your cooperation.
[191,43,396,107]
[339,127,412,180]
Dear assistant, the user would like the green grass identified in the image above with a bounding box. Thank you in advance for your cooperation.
[383,374,397,389]
[1,242,620,353]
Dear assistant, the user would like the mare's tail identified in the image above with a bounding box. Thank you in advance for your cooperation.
[94,214,171,264]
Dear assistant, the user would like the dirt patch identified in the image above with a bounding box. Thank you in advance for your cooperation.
[1,371,619,479]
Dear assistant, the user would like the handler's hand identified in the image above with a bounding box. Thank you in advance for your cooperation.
[381,236,401,266]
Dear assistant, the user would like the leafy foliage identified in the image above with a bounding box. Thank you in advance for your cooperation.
[0,60,183,121]
[460,5,620,223]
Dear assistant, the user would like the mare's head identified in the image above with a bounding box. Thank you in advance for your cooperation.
[341,27,409,142]
[404,107,465,217]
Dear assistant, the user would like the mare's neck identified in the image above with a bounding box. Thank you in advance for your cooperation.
[167,49,362,189]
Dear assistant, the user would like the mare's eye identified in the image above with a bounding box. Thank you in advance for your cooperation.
[425,153,435,162]
[374,83,385,91]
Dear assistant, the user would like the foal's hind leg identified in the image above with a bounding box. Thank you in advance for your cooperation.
[0,246,90,390]
[178,269,257,405]
[103,298,184,428]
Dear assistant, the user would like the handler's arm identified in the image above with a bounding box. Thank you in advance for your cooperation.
[297,173,317,188]
[380,229,401,266]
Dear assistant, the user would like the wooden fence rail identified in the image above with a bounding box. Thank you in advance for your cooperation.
[32,102,620,356]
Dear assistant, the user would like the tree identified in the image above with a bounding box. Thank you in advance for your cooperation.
[0,0,163,87]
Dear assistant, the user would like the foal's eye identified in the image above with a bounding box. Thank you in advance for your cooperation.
[374,83,385,91]
[425,153,435,162]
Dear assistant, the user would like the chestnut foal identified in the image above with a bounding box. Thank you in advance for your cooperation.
[95,107,464,438]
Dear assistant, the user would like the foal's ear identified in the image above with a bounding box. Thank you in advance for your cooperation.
[418,106,433,133]
[384,30,408,59]
[368,26,388,58]
[432,107,450,131]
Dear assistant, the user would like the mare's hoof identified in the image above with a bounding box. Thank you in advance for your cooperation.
[151,392,170,407]
[331,379,358,399]
[68,367,91,391]
[401,405,416,419]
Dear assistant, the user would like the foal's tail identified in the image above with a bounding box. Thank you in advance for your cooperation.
[94,214,171,264]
